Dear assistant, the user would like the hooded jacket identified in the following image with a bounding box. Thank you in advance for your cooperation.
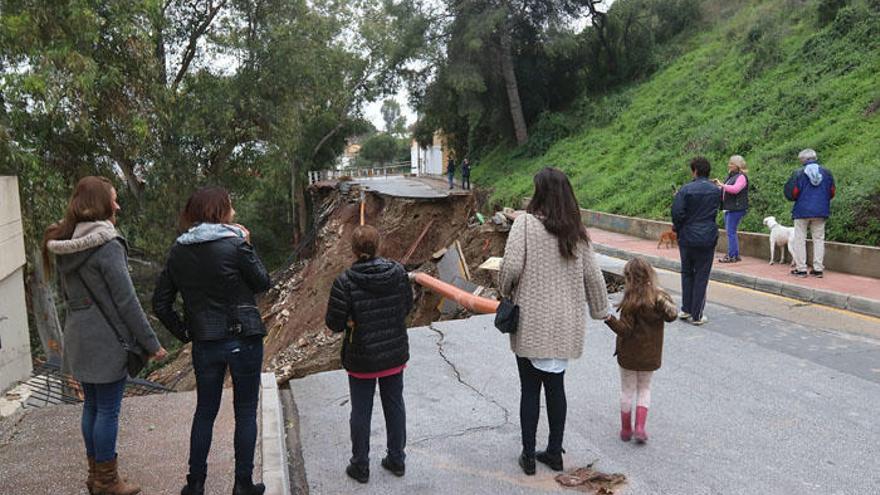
[152,223,271,342]
[325,257,413,373]
[784,162,836,219]
[48,221,162,383]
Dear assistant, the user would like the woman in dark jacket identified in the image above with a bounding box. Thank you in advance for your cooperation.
[44,176,166,495]
[325,225,413,484]
[153,187,271,495]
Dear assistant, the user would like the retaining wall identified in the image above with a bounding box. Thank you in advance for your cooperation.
[580,209,880,279]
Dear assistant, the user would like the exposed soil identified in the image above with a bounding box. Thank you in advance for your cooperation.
[149,181,620,388]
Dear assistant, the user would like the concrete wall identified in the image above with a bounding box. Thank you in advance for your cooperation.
[580,208,880,279]
[0,176,32,393]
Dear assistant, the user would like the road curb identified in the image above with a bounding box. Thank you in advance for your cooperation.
[261,373,291,495]
[593,243,880,319]
[280,384,309,495]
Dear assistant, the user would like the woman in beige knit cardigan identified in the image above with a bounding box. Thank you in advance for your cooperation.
[500,167,610,475]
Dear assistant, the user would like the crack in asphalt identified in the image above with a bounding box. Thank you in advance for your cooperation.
[412,324,511,446]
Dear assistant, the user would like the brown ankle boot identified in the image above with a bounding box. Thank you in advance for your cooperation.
[93,456,141,495]
[87,456,97,494]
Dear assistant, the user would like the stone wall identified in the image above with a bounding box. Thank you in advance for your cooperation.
[580,209,880,279]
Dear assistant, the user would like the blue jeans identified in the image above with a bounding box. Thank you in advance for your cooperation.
[81,378,127,462]
[448,173,454,189]
[679,245,715,320]
[348,372,406,467]
[189,336,263,481]
[724,210,747,258]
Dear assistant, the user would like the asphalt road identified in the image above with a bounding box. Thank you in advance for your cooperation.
[354,176,449,199]
[291,292,880,494]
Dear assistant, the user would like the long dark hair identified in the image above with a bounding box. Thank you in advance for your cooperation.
[179,187,233,231]
[42,176,116,276]
[527,167,589,258]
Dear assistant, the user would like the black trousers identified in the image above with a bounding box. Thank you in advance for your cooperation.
[517,357,566,456]
[462,175,470,190]
[348,372,406,467]
[679,244,715,320]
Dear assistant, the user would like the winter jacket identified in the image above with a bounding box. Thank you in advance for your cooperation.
[784,162,836,219]
[48,221,162,383]
[152,223,272,343]
[499,214,610,359]
[325,257,413,373]
[721,172,749,212]
[672,177,722,248]
[461,160,471,177]
[604,291,678,371]
[447,159,456,176]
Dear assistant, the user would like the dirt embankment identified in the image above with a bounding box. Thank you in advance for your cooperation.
[150,182,506,388]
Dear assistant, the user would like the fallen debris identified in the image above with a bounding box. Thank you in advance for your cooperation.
[555,463,627,494]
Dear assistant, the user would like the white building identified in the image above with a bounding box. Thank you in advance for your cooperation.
[0,176,33,394]
[410,132,448,176]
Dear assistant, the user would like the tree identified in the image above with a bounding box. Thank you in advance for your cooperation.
[360,133,399,165]
[381,98,407,136]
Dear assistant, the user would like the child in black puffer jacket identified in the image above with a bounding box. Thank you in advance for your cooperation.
[325,225,413,484]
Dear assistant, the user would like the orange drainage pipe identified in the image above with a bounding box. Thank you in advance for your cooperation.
[410,272,499,314]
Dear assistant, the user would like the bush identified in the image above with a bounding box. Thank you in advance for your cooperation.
[817,0,848,26]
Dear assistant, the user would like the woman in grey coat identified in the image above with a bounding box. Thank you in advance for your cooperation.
[43,176,166,495]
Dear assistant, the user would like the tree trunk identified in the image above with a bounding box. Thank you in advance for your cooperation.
[290,158,299,245]
[498,31,528,145]
[29,250,64,366]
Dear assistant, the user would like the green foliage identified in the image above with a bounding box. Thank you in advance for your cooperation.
[360,133,400,165]
[817,0,849,25]
[473,0,880,246]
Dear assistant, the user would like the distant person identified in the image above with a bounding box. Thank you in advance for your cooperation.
[153,187,271,495]
[325,225,413,484]
[447,156,456,190]
[604,257,678,444]
[712,155,749,263]
[672,156,721,326]
[784,148,835,278]
[500,167,609,475]
[461,157,471,190]
[43,176,167,495]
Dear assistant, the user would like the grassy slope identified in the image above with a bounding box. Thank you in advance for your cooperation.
[473,0,880,245]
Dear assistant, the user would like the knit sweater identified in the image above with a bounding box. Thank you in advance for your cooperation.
[499,214,610,359]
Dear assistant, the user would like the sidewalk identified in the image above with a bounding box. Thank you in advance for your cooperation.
[0,390,261,494]
[589,228,880,318]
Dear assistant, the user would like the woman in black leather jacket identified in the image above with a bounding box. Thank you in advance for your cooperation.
[153,187,271,495]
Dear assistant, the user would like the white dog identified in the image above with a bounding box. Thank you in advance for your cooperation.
[763,216,795,265]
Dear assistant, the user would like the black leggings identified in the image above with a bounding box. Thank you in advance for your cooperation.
[516,356,567,456]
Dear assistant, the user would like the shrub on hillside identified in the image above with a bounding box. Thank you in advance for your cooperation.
[817,0,849,26]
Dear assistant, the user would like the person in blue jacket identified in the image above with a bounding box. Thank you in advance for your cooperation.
[672,157,722,326]
[784,148,836,278]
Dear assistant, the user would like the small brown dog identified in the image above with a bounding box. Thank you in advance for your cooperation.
[657,229,677,249]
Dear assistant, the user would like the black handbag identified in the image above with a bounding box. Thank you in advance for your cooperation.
[494,214,528,334]
[74,269,148,378]
[494,297,519,334]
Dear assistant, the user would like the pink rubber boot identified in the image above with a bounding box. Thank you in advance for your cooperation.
[620,410,633,442]
[634,406,649,444]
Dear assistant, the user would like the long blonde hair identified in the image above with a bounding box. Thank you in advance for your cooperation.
[617,257,666,315]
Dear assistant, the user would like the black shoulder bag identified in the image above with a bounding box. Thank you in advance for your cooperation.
[74,268,148,378]
[494,215,528,334]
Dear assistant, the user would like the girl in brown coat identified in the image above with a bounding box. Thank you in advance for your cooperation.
[604,257,678,444]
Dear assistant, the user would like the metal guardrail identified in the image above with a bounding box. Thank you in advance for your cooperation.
[308,162,411,185]
[20,360,171,409]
